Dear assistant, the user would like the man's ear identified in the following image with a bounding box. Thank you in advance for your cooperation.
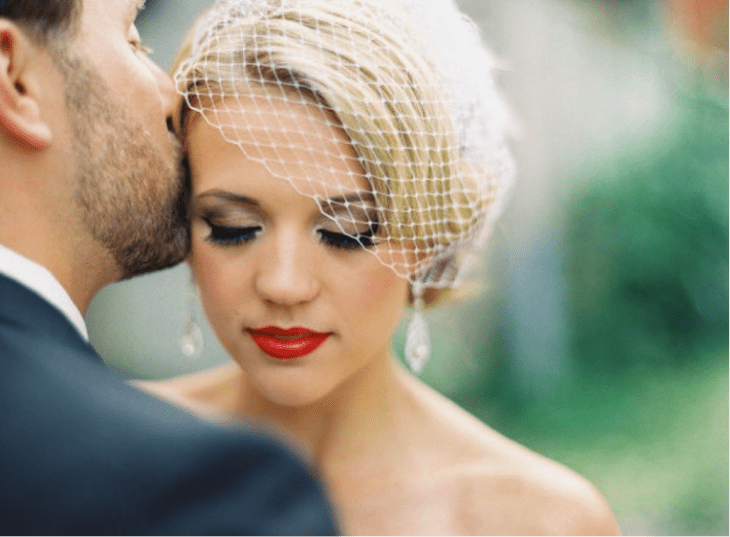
[0,21,52,150]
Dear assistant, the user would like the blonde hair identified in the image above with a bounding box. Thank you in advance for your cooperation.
[173,0,506,306]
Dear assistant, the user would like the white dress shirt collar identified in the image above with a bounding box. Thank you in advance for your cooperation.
[0,245,89,341]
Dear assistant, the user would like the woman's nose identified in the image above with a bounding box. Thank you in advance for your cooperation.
[254,232,320,306]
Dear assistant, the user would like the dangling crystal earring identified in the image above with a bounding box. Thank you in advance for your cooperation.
[405,282,430,373]
[181,277,204,358]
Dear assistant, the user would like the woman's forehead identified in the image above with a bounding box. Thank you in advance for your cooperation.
[188,96,371,199]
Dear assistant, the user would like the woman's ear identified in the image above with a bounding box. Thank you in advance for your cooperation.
[0,22,52,150]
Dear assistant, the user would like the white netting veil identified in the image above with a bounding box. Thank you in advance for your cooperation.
[174,0,514,296]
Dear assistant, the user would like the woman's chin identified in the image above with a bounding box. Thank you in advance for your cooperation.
[250,376,334,409]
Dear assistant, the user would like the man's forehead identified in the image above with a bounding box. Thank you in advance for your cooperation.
[80,0,143,25]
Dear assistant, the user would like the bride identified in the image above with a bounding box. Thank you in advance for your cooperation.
[139,0,620,533]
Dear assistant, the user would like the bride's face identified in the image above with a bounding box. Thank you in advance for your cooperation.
[186,95,410,407]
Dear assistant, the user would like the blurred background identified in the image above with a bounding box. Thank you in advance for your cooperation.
[86,0,729,534]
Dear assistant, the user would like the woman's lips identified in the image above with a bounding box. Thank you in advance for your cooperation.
[247,326,330,360]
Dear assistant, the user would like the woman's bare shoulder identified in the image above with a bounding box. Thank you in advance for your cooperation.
[454,450,620,535]
[401,373,620,535]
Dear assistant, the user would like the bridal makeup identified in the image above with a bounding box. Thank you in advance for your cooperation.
[186,94,410,406]
[247,326,331,360]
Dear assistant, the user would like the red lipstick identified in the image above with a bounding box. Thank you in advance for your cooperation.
[247,326,330,360]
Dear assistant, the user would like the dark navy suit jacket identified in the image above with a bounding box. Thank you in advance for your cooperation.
[0,274,339,535]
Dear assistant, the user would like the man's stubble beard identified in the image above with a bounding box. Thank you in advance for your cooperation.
[61,54,190,280]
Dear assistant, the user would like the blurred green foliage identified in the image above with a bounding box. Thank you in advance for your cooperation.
[468,354,729,536]
[420,84,729,535]
[564,90,728,372]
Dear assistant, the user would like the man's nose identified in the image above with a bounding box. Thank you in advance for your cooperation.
[144,55,177,125]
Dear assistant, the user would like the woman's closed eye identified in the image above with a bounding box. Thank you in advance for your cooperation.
[200,214,379,250]
[203,217,261,246]
[318,222,379,250]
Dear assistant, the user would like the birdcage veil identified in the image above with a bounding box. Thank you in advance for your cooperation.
[174,0,514,371]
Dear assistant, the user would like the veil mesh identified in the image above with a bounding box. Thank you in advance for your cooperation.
[174,0,514,292]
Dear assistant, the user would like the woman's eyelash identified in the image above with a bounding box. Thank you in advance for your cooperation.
[203,218,260,246]
[201,216,379,250]
[319,223,379,250]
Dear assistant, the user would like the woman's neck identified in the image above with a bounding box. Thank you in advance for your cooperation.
[233,352,415,469]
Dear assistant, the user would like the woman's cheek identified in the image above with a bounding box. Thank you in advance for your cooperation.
[358,267,409,326]
[191,248,233,325]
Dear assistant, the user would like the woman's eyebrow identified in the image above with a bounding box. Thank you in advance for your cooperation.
[320,193,377,220]
[195,190,260,207]
[323,192,376,207]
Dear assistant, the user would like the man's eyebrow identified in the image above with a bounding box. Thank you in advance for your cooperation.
[126,0,146,21]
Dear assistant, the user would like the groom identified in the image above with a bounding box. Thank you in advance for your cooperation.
[0,0,337,534]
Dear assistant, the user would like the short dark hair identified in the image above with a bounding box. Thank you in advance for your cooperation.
[0,0,82,47]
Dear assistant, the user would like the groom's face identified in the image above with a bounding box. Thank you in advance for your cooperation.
[63,0,190,278]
